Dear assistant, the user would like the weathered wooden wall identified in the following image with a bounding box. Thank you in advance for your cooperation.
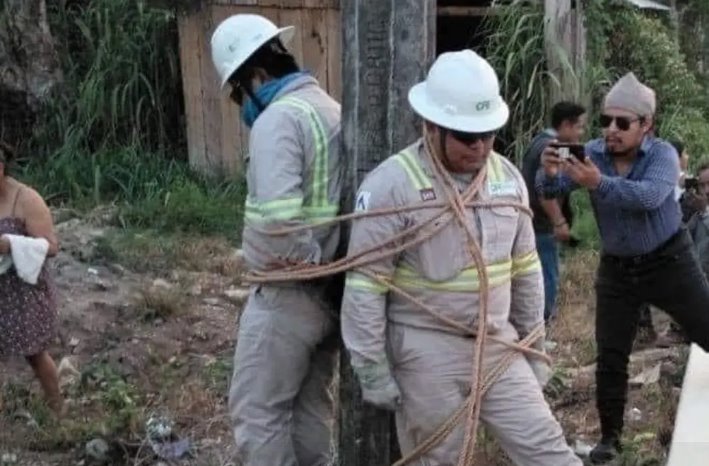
[543,0,587,106]
[177,0,341,177]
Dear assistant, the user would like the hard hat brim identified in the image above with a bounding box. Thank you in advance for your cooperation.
[219,25,296,90]
[407,82,510,133]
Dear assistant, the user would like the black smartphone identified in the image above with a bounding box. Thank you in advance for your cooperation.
[549,142,586,162]
[685,177,699,191]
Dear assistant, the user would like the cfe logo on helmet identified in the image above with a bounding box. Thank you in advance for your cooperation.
[407,50,509,134]
[475,101,491,112]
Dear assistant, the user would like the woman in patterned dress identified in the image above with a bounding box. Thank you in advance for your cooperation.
[0,142,62,414]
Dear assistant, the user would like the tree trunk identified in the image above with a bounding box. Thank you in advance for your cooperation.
[338,1,435,464]
[0,0,61,146]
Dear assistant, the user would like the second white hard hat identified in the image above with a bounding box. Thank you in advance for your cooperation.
[210,14,295,89]
[408,50,509,133]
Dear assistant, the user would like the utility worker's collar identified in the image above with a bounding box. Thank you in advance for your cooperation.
[415,137,499,192]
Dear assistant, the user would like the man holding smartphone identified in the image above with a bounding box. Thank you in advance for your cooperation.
[521,102,587,323]
[537,72,709,464]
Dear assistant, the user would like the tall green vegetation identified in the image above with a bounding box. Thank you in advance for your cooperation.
[585,0,709,167]
[31,0,183,156]
[482,0,709,249]
[20,0,244,238]
[482,3,578,165]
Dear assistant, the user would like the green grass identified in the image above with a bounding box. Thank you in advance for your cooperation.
[14,0,247,239]
[1,362,141,450]
[568,190,600,252]
[19,146,246,238]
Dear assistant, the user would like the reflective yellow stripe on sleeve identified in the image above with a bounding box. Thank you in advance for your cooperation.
[273,96,338,221]
[345,272,389,294]
[512,250,541,277]
[244,196,304,222]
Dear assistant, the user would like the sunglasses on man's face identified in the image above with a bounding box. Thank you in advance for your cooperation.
[449,130,496,144]
[599,114,642,131]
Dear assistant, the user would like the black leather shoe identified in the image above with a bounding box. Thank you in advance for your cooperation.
[589,437,621,464]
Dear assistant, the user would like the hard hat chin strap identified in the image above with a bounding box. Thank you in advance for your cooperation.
[423,125,455,173]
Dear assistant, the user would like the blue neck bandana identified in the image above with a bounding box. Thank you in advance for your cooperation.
[241,71,309,128]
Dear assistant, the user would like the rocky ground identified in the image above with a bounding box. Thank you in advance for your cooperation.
[0,211,689,465]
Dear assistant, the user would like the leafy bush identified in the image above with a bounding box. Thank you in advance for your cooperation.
[585,1,709,167]
[482,3,579,164]
[31,0,184,156]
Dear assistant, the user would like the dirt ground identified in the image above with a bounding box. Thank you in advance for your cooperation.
[0,209,244,465]
[0,211,689,465]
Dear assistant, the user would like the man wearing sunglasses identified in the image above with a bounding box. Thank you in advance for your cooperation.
[210,14,343,466]
[538,72,709,464]
[341,50,582,465]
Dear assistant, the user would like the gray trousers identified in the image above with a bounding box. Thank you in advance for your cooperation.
[389,325,582,466]
[229,285,338,466]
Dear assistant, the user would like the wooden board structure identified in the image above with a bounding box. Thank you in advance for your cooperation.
[179,0,587,177]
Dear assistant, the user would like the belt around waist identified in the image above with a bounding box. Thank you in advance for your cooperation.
[603,227,685,266]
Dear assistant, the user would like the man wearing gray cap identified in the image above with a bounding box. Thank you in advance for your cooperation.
[537,72,709,463]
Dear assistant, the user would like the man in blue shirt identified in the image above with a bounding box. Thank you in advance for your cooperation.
[521,101,586,323]
[537,72,709,464]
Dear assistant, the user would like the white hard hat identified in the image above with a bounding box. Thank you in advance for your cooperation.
[210,14,295,89]
[408,50,509,133]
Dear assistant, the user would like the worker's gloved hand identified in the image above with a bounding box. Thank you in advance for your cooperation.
[362,376,402,411]
[527,356,553,388]
[354,362,402,411]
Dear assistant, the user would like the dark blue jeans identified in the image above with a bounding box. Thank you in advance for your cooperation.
[536,233,559,322]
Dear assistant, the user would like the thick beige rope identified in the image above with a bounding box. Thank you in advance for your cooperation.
[242,138,547,465]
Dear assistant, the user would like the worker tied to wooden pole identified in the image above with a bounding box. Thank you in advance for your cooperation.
[209,14,344,466]
[339,50,583,465]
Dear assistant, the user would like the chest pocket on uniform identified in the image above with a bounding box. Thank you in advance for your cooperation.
[415,211,468,282]
[482,204,519,257]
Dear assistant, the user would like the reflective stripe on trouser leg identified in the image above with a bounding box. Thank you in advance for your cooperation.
[228,286,336,466]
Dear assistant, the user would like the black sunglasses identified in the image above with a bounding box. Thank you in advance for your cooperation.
[449,130,496,144]
[599,114,643,131]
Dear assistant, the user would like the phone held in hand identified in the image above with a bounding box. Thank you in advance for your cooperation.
[549,142,586,162]
[685,177,699,191]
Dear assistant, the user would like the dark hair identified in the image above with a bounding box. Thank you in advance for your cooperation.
[232,38,299,82]
[669,139,685,158]
[0,141,15,172]
[550,101,586,130]
[697,161,709,175]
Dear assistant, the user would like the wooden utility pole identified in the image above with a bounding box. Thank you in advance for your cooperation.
[338,0,435,465]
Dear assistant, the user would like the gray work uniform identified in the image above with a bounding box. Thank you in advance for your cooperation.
[342,140,582,465]
[230,74,342,466]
